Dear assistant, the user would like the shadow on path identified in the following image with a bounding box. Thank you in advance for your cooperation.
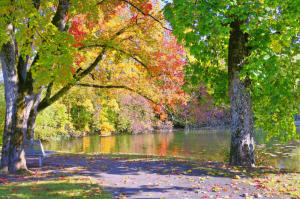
[0,154,292,199]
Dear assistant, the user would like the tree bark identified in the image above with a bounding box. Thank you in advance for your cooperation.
[26,92,42,140]
[0,0,70,173]
[228,20,255,167]
[7,93,33,173]
[0,38,35,172]
[0,41,18,173]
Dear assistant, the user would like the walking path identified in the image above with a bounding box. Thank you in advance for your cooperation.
[43,155,281,199]
[1,154,290,198]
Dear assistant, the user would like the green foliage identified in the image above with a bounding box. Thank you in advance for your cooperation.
[33,86,162,139]
[98,96,119,135]
[164,0,300,140]
[0,0,76,89]
[35,101,73,140]
[70,105,93,131]
[35,87,97,139]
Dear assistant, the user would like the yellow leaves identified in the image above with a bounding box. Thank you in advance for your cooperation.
[100,122,115,135]
[99,114,107,121]
[98,97,119,135]
[270,36,291,54]
[100,98,119,112]
[107,98,119,111]
[232,175,241,179]
[184,28,192,34]
[271,113,278,122]
[212,187,220,192]
[271,39,282,53]
[80,98,94,112]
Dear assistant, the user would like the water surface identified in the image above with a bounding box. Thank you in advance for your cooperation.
[44,129,300,171]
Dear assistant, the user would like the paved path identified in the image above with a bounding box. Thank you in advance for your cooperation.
[33,155,281,199]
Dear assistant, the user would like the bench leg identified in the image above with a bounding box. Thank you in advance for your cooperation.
[38,157,42,167]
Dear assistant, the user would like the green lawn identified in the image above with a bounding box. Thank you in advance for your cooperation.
[0,176,111,199]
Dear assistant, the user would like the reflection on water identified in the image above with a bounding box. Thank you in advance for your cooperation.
[44,129,300,171]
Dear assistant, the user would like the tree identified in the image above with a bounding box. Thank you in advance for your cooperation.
[164,0,299,166]
[0,0,186,173]
[170,86,230,128]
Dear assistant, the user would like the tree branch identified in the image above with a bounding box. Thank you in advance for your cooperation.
[76,83,158,104]
[97,0,107,5]
[80,44,152,75]
[36,7,153,112]
[52,0,70,31]
[121,0,172,31]
[96,0,172,31]
[44,82,54,101]
[37,47,107,112]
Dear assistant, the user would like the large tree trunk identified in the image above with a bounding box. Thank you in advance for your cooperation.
[228,20,255,167]
[0,38,36,172]
[0,0,70,173]
[1,46,39,172]
[8,93,35,173]
[0,41,18,173]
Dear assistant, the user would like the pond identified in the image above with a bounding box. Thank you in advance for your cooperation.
[44,128,300,171]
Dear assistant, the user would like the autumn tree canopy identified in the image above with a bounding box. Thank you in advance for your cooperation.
[0,0,186,173]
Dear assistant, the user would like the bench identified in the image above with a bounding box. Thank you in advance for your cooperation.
[23,139,56,167]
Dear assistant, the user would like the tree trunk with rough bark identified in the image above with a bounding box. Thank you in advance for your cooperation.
[7,95,33,173]
[228,20,255,167]
[0,0,70,173]
[0,40,31,173]
[26,92,42,140]
[0,41,18,173]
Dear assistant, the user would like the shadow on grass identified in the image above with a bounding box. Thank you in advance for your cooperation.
[0,176,111,199]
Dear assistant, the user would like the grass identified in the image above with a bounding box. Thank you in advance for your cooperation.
[0,176,112,199]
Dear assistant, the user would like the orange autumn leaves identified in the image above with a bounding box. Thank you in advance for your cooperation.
[68,0,187,120]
